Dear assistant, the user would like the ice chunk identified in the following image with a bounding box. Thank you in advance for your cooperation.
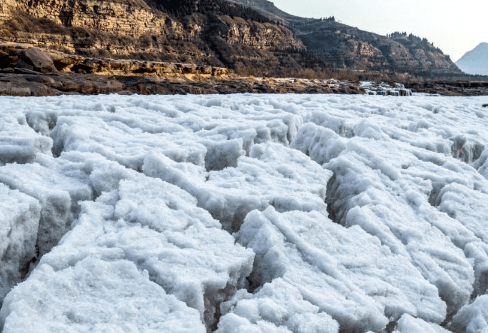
[0,257,205,333]
[307,111,355,138]
[217,279,339,333]
[42,151,134,197]
[0,184,41,305]
[291,123,346,165]
[393,314,451,333]
[0,158,93,256]
[472,147,488,179]
[450,295,488,333]
[0,111,52,165]
[21,174,254,330]
[450,135,484,164]
[237,207,446,331]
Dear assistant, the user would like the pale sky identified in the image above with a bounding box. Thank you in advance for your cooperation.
[272,0,487,62]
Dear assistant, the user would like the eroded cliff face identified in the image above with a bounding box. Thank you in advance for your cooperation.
[230,0,462,76]
[290,20,461,76]
[0,0,304,73]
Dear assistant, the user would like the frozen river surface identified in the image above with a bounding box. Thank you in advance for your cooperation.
[1,94,488,333]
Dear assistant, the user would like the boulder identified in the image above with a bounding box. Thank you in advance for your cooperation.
[483,104,487,107]
[17,48,56,73]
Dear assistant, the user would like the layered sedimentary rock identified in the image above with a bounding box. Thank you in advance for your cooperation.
[230,0,462,76]
[0,0,304,75]
[0,0,464,77]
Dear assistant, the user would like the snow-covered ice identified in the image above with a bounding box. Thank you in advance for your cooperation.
[393,314,451,333]
[0,257,205,333]
[0,184,40,304]
[1,93,488,332]
[450,295,488,333]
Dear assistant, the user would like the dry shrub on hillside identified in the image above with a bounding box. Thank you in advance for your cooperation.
[1,11,69,36]
[235,65,265,77]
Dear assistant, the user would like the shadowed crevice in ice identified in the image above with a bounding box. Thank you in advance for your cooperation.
[428,182,445,207]
[203,140,245,172]
[25,110,58,136]
[203,283,236,332]
[450,135,485,164]
[325,173,347,225]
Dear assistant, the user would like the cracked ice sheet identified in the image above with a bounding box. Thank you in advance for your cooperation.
[292,121,480,314]
[47,96,303,173]
[233,207,446,332]
[51,114,208,170]
[143,142,332,232]
[1,94,488,332]
[0,170,254,331]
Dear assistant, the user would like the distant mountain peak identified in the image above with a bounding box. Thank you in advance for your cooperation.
[456,43,488,76]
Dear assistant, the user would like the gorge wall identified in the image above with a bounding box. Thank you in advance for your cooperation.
[230,0,463,77]
[0,0,465,77]
[0,0,305,75]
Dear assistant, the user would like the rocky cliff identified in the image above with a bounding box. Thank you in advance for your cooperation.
[229,0,462,76]
[0,0,464,77]
[0,0,305,75]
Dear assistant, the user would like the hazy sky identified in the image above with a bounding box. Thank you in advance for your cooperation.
[272,0,487,62]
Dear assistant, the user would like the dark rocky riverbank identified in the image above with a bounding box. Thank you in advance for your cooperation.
[0,72,366,96]
[405,80,488,96]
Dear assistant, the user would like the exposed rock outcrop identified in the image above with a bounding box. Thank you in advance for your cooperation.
[0,70,365,96]
[0,0,304,76]
[405,80,488,96]
[15,47,56,73]
[230,0,463,77]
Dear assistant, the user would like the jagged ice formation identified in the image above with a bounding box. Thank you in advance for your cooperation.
[1,94,488,332]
